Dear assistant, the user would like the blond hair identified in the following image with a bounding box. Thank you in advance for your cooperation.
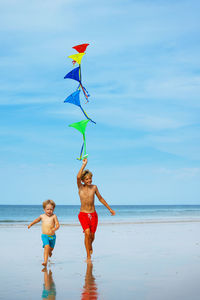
[81,169,93,181]
[43,199,56,209]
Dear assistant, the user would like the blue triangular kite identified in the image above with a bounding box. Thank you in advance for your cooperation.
[64,90,96,124]
[64,67,80,82]
[64,90,81,106]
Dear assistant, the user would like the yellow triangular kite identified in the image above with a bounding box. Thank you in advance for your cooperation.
[68,53,85,65]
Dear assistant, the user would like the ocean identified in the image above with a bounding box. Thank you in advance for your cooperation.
[0,205,200,225]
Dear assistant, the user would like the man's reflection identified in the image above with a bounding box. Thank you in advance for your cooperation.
[81,262,98,300]
[42,268,56,300]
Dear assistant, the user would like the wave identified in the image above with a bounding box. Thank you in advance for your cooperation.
[0,220,29,223]
[1,218,200,227]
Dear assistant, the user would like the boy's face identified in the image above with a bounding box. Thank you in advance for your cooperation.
[83,174,92,186]
[44,204,54,217]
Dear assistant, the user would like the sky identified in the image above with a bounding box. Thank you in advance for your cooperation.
[0,0,200,205]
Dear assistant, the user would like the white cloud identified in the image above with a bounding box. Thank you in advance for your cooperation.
[84,106,193,130]
[145,76,200,101]
[157,167,200,179]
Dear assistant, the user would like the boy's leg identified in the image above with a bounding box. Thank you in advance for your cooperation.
[49,235,56,257]
[90,233,95,243]
[89,212,97,255]
[90,233,95,255]
[84,228,92,260]
[43,245,50,266]
[49,247,54,257]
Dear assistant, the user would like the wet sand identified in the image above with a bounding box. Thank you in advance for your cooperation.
[1,221,200,300]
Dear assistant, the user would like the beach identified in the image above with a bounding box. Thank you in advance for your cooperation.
[1,220,200,300]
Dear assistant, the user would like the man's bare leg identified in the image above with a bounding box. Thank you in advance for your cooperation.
[42,245,50,266]
[84,228,92,261]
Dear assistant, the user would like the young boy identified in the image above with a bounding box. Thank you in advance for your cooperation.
[77,158,115,262]
[28,199,60,266]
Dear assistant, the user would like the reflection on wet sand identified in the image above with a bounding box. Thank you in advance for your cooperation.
[42,268,56,300]
[81,262,98,300]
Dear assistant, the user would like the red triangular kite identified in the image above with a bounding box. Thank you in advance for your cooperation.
[72,43,90,53]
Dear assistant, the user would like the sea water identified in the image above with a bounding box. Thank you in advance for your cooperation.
[0,205,200,225]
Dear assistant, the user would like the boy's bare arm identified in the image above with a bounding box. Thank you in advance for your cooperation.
[95,186,115,215]
[52,215,60,233]
[28,216,41,229]
[77,158,88,188]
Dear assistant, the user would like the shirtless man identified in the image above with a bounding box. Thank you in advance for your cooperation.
[28,199,60,266]
[77,158,115,261]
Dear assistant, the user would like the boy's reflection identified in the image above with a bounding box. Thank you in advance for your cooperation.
[42,268,56,300]
[81,262,98,300]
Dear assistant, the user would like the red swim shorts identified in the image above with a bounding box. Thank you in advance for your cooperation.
[78,211,98,233]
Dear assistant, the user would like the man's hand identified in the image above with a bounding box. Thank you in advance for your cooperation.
[28,224,31,229]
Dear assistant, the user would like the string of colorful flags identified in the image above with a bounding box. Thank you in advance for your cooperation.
[64,43,96,160]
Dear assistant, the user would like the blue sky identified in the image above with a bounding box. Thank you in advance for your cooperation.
[0,0,200,205]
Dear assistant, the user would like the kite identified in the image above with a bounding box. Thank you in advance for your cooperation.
[65,44,90,101]
[64,66,89,102]
[68,53,85,66]
[64,66,80,82]
[69,119,90,160]
[72,43,90,53]
[64,43,95,161]
[64,90,96,124]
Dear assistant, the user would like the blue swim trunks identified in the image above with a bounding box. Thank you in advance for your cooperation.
[41,234,56,248]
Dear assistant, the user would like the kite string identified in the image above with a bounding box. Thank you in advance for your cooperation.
[79,64,90,102]
[83,134,87,158]
[80,106,96,124]
[80,83,89,102]
[78,142,84,161]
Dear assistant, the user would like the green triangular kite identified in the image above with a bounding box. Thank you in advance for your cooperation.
[69,119,90,160]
